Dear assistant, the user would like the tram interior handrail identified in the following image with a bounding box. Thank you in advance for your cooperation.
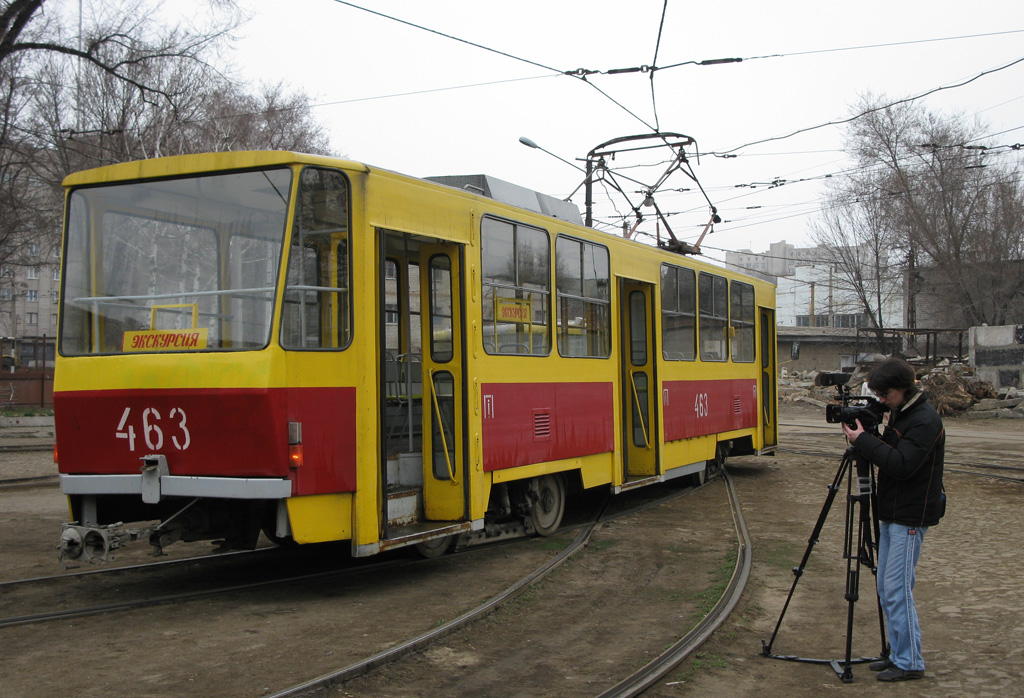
[428,369,458,483]
[73,287,276,304]
[629,370,651,449]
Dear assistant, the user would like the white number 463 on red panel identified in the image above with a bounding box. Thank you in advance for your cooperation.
[115,406,191,452]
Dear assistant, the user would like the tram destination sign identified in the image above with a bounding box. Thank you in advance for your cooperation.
[122,328,209,352]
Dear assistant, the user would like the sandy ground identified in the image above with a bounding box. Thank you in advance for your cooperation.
[1,405,1022,697]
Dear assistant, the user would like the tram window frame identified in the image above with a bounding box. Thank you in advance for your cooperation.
[660,264,696,361]
[280,167,352,352]
[59,167,294,356]
[480,216,551,356]
[698,272,729,362]
[555,235,610,359]
[427,254,454,363]
[730,280,756,363]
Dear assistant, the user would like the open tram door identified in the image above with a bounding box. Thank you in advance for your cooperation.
[418,243,468,523]
[378,233,469,556]
[620,280,659,483]
[760,307,778,450]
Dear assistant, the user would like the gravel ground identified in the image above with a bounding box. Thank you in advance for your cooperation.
[1,405,1021,697]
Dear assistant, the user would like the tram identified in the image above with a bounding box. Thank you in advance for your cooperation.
[53,151,777,564]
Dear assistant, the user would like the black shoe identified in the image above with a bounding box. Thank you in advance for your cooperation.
[877,667,924,681]
[869,658,893,672]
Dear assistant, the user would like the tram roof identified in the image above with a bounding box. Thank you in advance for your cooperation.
[61,151,366,187]
[59,150,773,292]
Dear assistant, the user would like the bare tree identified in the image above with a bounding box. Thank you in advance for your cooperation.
[1,0,236,95]
[173,80,333,155]
[0,0,336,276]
[0,0,241,272]
[811,171,904,347]
[813,95,1024,334]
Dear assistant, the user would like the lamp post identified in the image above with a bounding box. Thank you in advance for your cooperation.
[518,137,586,174]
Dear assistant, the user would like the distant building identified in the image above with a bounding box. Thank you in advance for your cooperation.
[777,263,903,330]
[0,241,61,368]
[730,240,902,330]
[726,240,826,278]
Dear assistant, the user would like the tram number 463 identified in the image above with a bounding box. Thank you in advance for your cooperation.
[115,407,191,452]
[694,392,710,419]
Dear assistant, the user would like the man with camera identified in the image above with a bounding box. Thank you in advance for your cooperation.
[841,357,946,682]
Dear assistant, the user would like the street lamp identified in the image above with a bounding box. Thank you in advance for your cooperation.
[518,137,586,174]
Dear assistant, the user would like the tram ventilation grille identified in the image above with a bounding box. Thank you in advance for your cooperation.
[533,410,551,441]
[733,397,742,414]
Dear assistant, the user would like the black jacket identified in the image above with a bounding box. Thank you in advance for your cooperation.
[852,390,945,527]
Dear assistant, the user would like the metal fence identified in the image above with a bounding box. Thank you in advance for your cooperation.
[0,371,54,408]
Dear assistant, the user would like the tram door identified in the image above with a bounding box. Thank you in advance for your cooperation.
[759,307,778,449]
[418,244,467,520]
[620,281,658,479]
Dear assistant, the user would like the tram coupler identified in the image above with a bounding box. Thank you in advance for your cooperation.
[57,521,150,567]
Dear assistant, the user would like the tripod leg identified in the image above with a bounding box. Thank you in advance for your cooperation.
[762,451,851,656]
[838,457,868,682]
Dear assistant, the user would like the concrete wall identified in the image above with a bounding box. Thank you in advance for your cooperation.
[778,338,859,374]
[970,325,1024,390]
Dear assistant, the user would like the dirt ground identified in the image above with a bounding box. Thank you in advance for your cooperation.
[1,404,1022,697]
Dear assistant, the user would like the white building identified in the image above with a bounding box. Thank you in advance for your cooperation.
[776,263,903,329]
[729,239,903,329]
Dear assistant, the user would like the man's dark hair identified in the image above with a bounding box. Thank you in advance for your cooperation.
[867,357,919,396]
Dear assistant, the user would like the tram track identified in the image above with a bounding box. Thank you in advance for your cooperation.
[0,442,54,452]
[0,474,57,489]
[0,535,544,630]
[0,478,703,633]
[777,445,1024,483]
[0,475,748,698]
[263,472,750,698]
[0,553,423,630]
[0,546,274,589]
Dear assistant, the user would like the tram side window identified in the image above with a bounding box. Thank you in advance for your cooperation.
[698,272,728,361]
[480,217,550,355]
[731,280,755,362]
[281,167,351,350]
[555,236,610,358]
[661,264,696,360]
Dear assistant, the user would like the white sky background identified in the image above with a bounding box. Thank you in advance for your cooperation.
[226,0,1024,267]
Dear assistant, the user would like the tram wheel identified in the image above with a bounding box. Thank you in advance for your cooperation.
[530,473,566,536]
[706,443,728,480]
[415,534,454,559]
[691,465,708,487]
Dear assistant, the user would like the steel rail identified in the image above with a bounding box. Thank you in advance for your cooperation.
[263,520,601,698]
[263,479,723,698]
[0,443,55,453]
[0,515,614,630]
[594,469,751,698]
[778,446,1024,481]
[0,547,277,588]
[0,474,58,488]
[0,554,423,629]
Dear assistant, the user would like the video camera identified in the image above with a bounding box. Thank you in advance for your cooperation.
[815,372,886,432]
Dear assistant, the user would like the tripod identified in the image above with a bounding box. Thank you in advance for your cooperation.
[761,444,888,683]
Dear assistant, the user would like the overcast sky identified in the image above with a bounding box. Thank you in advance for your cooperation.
[229,0,1024,266]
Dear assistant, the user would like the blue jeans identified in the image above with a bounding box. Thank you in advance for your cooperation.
[877,521,927,671]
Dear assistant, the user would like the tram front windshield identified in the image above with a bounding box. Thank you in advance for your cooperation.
[60,169,292,355]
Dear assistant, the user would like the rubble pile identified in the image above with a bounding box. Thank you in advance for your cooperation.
[919,371,994,415]
[779,362,1023,419]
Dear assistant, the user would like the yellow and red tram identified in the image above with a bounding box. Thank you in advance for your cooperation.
[53,151,776,563]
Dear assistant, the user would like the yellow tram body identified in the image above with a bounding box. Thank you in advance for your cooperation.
[53,151,776,563]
